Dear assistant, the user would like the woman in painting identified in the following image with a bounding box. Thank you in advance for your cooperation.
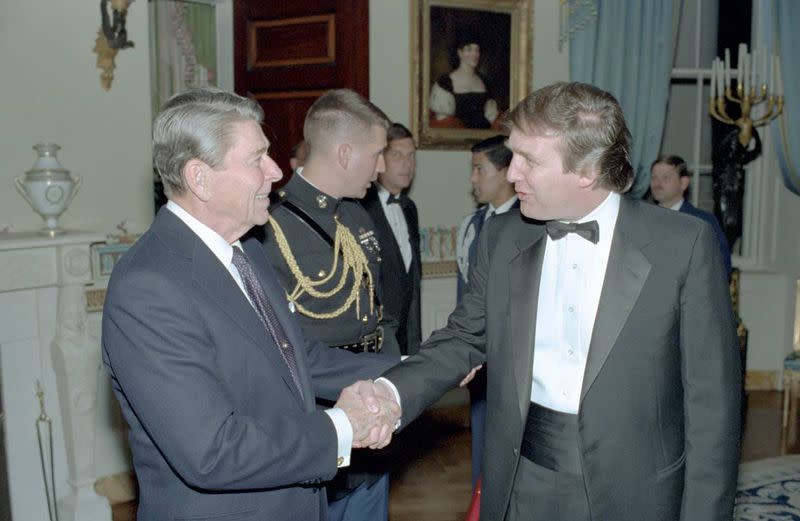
[430,32,498,129]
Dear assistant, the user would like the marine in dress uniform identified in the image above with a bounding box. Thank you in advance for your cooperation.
[259,88,399,521]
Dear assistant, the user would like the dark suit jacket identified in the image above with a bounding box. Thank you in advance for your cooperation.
[361,185,422,356]
[102,208,396,521]
[679,199,732,278]
[383,196,741,521]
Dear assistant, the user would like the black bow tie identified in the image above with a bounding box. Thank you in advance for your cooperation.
[545,220,600,244]
[386,194,402,205]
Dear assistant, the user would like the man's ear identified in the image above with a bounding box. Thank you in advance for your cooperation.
[184,159,212,202]
[337,143,352,170]
[680,175,691,193]
[576,166,599,188]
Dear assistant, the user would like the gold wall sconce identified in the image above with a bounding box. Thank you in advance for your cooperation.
[93,0,136,91]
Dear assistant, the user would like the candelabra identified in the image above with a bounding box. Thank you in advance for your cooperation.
[709,43,784,147]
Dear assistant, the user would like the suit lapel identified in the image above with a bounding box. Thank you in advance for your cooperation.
[508,223,547,422]
[191,235,306,407]
[367,190,412,279]
[580,198,652,403]
[401,199,421,271]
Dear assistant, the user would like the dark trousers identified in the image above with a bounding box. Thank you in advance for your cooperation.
[468,369,487,487]
[505,402,590,521]
[505,457,590,521]
[326,472,389,521]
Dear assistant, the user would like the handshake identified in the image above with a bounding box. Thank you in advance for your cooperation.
[335,379,401,450]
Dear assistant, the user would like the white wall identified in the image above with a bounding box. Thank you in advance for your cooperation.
[1,0,793,385]
[0,1,154,235]
[369,0,569,227]
[738,144,800,376]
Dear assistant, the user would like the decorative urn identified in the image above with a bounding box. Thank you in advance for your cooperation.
[14,143,82,236]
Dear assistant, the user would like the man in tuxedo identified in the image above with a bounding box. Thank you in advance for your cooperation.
[650,154,732,278]
[101,88,399,521]
[361,123,422,356]
[369,82,742,520]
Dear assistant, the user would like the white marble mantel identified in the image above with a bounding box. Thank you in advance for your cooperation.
[0,231,123,521]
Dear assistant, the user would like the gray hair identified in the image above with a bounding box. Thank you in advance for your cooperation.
[303,89,389,153]
[507,82,633,193]
[153,88,264,197]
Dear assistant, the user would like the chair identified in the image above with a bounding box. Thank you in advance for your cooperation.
[783,353,800,452]
[782,278,800,453]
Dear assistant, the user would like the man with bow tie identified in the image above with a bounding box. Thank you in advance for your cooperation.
[368,82,741,521]
[361,123,422,358]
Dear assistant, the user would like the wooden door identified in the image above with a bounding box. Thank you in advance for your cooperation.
[233,0,370,177]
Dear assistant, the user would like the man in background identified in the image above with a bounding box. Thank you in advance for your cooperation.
[289,139,309,173]
[650,154,732,277]
[456,135,519,301]
[261,89,398,521]
[361,123,421,357]
[454,134,518,486]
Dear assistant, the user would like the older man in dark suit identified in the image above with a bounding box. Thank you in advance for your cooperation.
[364,82,741,520]
[101,88,398,521]
[361,123,422,357]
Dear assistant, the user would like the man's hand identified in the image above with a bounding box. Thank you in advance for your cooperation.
[459,364,483,387]
[335,380,400,449]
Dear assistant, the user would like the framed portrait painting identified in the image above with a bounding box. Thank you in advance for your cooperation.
[410,0,531,149]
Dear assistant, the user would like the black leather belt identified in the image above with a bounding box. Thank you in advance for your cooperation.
[520,402,582,474]
[330,328,383,354]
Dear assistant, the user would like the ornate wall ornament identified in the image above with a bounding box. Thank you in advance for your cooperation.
[93,0,135,91]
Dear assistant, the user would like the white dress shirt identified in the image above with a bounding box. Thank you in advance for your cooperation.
[165,201,354,465]
[530,193,620,414]
[376,184,412,271]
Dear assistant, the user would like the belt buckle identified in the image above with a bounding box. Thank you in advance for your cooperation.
[361,327,383,353]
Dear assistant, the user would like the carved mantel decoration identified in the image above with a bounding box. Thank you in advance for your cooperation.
[93,0,136,91]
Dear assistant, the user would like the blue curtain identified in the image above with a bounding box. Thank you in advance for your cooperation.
[763,0,800,195]
[569,1,675,198]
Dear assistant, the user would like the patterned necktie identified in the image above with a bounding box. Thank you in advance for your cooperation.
[231,246,303,398]
[545,220,600,244]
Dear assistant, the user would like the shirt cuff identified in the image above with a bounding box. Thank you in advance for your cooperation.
[324,408,352,468]
[374,377,402,429]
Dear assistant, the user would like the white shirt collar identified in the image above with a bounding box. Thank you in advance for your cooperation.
[669,198,684,211]
[575,191,619,224]
[165,200,237,267]
[488,195,518,216]
[376,183,402,204]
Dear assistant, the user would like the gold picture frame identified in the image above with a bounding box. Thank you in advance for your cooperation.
[410,0,532,149]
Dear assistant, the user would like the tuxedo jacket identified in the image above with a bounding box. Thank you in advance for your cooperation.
[383,196,741,521]
[679,199,732,277]
[361,185,422,356]
[102,209,396,521]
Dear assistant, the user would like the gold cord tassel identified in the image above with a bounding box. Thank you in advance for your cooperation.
[269,216,374,320]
